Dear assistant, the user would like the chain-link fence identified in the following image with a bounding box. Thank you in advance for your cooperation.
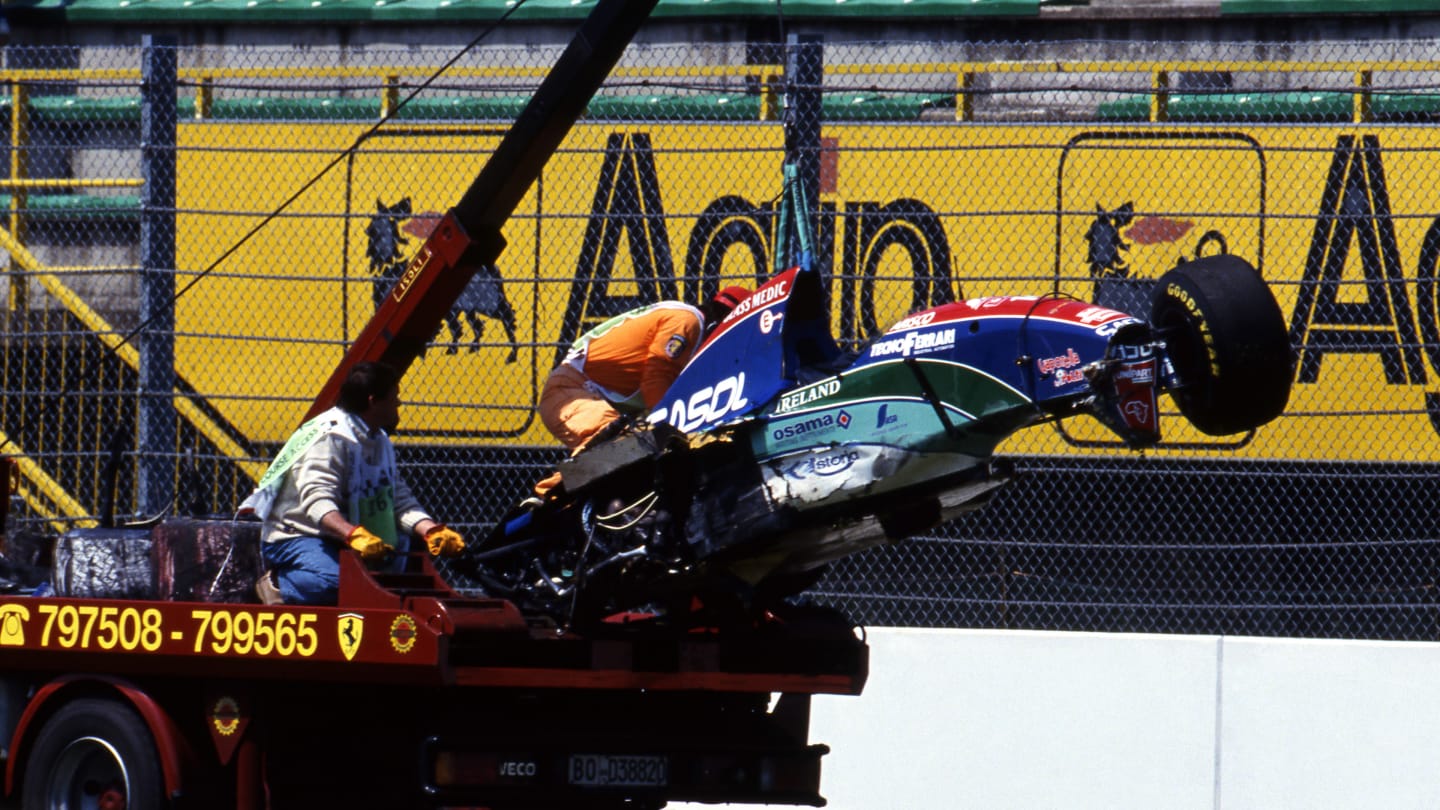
[6,35,1440,637]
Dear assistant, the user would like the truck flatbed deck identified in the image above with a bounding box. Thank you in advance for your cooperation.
[2,551,867,809]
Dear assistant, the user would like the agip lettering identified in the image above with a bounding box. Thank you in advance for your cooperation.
[555,127,1440,455]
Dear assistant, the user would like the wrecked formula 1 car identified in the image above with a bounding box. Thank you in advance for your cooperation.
[462,253,1292,627]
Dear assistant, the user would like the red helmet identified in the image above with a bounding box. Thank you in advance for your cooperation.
[711,286,750,312]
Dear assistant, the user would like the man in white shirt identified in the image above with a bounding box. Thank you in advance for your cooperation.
[242,362,465,605]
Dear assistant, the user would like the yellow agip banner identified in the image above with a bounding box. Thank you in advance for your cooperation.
[178,121,1440,463]
[177,123,784,446]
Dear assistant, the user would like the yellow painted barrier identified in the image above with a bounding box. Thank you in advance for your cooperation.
[177,119,1440,464]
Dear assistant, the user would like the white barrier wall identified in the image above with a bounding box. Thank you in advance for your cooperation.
[806,628,1440,810]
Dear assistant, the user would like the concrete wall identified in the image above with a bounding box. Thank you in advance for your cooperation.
[804,628,1440,810]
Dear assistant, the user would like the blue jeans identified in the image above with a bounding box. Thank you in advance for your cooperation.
[261,533,412,605]
[262,536,341,605]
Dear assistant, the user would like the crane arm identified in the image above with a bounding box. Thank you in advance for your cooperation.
[306,0,661,419]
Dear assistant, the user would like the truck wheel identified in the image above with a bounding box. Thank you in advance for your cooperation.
[21,698,164,810]
[1149,254,1292,436]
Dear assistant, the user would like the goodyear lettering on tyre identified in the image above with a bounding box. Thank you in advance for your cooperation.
[1167,283,1221,376]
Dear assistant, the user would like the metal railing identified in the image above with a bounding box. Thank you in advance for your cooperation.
[5,39,1440,638]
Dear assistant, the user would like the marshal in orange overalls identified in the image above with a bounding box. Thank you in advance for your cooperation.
[532,287,750,497]
[539,301,706,451]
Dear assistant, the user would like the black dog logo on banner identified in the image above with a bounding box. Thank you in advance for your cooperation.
[363,197,519,363]
[1085,201,1153,314]
[441,261,519,362]
[1084,201,1136,281]
[365,196,412,314]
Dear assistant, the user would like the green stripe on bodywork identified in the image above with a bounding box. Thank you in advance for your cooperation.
[753,359,1038,458]
[839,359,1031,423]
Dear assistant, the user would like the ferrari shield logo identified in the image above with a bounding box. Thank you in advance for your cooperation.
[337,613,364,661]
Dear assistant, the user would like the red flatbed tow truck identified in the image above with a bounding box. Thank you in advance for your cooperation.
[0,1,870,807]
[0,547,866,808]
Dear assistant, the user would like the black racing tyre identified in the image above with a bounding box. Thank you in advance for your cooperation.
[1150,255,1292,436]
[21,697,165,810]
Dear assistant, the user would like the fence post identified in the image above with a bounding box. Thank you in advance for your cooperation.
[760,72,780,121]
[1150,69,1170,123]
[783,33,823,269]
[1353,68,1373,124]
[195,75,213,120]
[140,35,178,518]
[8,81,28,312]
[956,70,975,122]
[382,74,400,118]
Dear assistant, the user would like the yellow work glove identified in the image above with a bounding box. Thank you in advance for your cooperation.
[346,526,389,562]
[424,524,466,557]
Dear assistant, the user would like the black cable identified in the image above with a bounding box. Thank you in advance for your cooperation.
[163,0,534,324]
[0,0,535,465]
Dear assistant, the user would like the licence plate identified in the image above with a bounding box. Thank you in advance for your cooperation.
[568,754,668,788]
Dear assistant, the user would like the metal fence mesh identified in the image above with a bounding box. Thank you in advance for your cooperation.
[6,35,1440,637]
